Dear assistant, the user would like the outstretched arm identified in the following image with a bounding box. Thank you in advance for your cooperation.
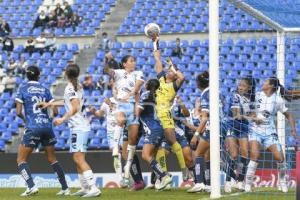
[153,38,163,74]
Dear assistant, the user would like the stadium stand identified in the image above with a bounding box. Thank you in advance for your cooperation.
[2,0,116,37]
[118,0,272,35]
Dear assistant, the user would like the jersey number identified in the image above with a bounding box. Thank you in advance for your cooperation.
[32,96,46,114]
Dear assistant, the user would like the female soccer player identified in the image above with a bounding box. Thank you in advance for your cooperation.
[224,77,255,193]
[188,71,211,193]
[89,97,123,186]
[104,55,144,188]
[40,64,101,197]
[244,77,296,193]
[182,97,201,146]
[15,66,69,196]
[139,78,172,190]
[153,38,187,178]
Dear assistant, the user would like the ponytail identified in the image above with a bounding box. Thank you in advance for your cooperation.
[70,77,79,91]
[146,79,160,102]
[268,77,291,101]
[65,64,80,92]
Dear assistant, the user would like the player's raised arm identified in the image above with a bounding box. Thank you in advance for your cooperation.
[175,68,185,89]
[153,38,163,74]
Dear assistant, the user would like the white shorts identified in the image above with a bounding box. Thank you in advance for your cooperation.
[70,130,89,153]
[117,102,139,127]
[249,131,282,151]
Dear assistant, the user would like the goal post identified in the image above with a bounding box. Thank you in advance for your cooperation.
[209,0,221,198]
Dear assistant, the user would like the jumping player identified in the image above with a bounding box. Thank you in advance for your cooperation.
[139,78,172,190]
[15,66,69,196]
[152,38,187,179]
[105,55,145,188]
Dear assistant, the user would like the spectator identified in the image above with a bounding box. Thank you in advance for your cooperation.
[63,1,73,18]
[16,57,28,77]
[82,74,94,93]
[171,38,183,58]
[0,17,11,37]
[33,10,49,30]
[35,33,47,54]
[100,32,111,52]
[7,58,18,76]
[24,37,35,54]
[45,32,56,53]
[57,14,68,28]
[54,3,64,17]
[66,13,82,30]
[2,37,14,53]
[2,74,16,94]
[47,10,57,28]
[104,52,119,74]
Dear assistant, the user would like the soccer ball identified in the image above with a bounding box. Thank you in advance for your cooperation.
[144,23,160,39]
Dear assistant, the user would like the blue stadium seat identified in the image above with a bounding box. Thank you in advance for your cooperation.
[0,139,5,151]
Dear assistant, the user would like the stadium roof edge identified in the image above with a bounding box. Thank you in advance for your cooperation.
[228,0,285,32]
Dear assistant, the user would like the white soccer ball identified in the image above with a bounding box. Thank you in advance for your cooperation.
[144,23,160,39]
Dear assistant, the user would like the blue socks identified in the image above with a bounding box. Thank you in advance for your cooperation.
[51,161,68,190]
[195,157,205,184]
[130,154,143,182]
[18,162,34,189]
[150,159,166,178]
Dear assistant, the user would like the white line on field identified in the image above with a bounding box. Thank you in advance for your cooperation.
[198,192,243,200]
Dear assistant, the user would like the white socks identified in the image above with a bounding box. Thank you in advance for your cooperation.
[114,153,123,182]
[245,160,258,186]
[78,174,89,191]
[124,145,136,179]
[112,126,123,156]
[277,162,287,182]
[82,170,97,190]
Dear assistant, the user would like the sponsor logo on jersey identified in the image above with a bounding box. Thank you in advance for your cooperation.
[27,86,45,94]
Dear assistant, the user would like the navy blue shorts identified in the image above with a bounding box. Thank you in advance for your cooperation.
[162,131,189,151]
[226,122,248,139]
[22,128,57,148]
[140,118,164,147]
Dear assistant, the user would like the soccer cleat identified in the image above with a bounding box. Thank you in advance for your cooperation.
[279,181,288,193]
[70,189,88,196]
[120,177,131,188]
[56,188,71,195]
[145,183,155,189]
[20,186,39,196]
[154,179,161,190]
[233,181,245,191]
[157,175,172,190]
[224,181,232,193]
[187,183,206,193]
[244,183,252,192]
[82,187,101,198]
[130,181,145,191]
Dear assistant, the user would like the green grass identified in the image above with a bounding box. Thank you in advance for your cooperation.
[0,188,295,200]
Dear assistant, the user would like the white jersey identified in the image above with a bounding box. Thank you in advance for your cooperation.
[250,91,288,136]
[113,69,144,102]
[64,83,90,132]
[100,97,117,133]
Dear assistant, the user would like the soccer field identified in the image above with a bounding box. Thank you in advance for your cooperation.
[0,188,295,200]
